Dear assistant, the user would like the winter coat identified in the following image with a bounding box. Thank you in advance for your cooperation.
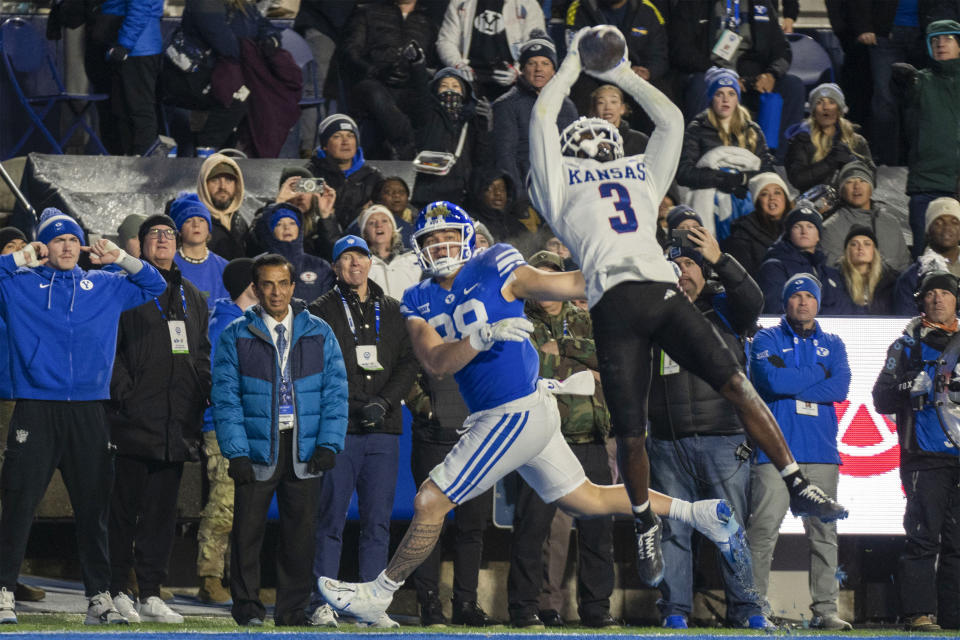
[108,265,211,462]
[368,251,421,301]
[721,209,783,278]
[820,202,912,272]
[566,0,668,81]
[202,296,244,432]
[212,300,348,465]
[466,166,543,255]
[0,254,166,401]
[306,149,384,230]
[783,121,873,192]
[903,57,960,195]
[687,145,763,239]
[847,0,960,38]
[252,206,335,303]
[181,0,279,61]
[677,110,774,190]
[437,0,545,69]
[308,280,418,435]
[101,0,163,56]
[751,316,850,464]
[892,249,960,315]
[648,254,762,440]
[757,238,853,314]
[619,120,649,156]
[840,263,899,316]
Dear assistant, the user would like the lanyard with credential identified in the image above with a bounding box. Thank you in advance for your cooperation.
[337,288,380,344]
[724,0,741,30]
[153,285,188,320]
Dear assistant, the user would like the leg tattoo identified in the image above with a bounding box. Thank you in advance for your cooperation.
[385,521,443,583]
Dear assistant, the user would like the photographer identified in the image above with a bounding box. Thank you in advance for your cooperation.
[248,167,339,260]
[307,235,418,628]
[648,224,769,629]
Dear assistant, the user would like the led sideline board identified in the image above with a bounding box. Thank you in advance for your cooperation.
[755,316,928,535]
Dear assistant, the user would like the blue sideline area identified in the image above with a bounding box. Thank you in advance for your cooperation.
[3,633,959,640]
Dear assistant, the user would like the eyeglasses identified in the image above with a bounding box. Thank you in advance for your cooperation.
[145,229,177,239]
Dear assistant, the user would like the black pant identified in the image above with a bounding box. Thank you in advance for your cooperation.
[898,465,960,628]
[0,400,113,596]
[410,439,490,605]
[507,442,614,620]
[108,456,184,599]
[111,54,162,155]
[230,430,321,626]
[349,79,416,158]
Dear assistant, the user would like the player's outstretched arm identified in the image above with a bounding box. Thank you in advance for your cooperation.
[406,317,482,376]
[505,264,587,303]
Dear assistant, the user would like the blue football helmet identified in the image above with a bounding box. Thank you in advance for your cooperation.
[413,201,476,277]
[559,116,624,162]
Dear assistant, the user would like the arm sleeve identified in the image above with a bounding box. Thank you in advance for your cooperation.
[714,254,763,332]
[785,137,839,192]
[797,337,850,403]
[676,124,727,189]
[632,4,669,80]
[342,6,375,78]
[873,337,910,414]
[116,0,157,50]
[118,261,167,310]
[195,295,213,401]
[436,0,467,67]
[757,259,787,314]
[317,329,349,452]
[211,328,249,459]
[494,98,524,192]
[186,0,239,59]
[751,330,828,398]
[109,318,134,403]
[376,317,420,413]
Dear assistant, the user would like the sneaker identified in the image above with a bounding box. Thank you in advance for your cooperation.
[811,613,852,630]
[905,614,942,631]
[138,595,184,623]
[746,614,777,630]
[363,612,399,628]
[419,591,447,627]
[663,614,688,629]
[113,593,141,623]
[635,510,664,587]
[197,576,232,605]
[317,576,394,624]
[451,600,493,626]
[308,603,338,628]
[85,592,129,625]
[788,477,848,522]
[0,587,16,624]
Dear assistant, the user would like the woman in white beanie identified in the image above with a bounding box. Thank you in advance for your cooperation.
[784,83,873,192]
[722,172,793,277]
[359,204,421,300]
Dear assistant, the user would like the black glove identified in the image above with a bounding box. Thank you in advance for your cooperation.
[401,41,425,65]
[227,456,256,485]
[828,144,855,166]
[716,171,749,198]
[106,44,129,63]
[358,397,388,430]
[260,35,280,57]
[307,446,336,474]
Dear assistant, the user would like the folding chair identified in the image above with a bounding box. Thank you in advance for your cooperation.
[1,17,109,159]
[787,32,835,90]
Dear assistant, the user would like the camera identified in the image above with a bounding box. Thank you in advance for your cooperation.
[798,183,838,214]
[670,229,697,249]
[294,177,325,193]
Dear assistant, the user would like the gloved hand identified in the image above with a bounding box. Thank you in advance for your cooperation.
[492,63,519,86]
[828,144,855,166]
[716,171,749,198]
[260,35,280,57]
[468,317,535,351]
[307,446,336,474]
[359,397,388,430]
[475,96,493,121]
[454,62,476,82]
[106,44,129,63]
[228,456,256,485]
[909,370,933,397]
[401,41,425,65]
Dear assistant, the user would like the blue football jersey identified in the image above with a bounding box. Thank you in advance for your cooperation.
[401,244,540,412]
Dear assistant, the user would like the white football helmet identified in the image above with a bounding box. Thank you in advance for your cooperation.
[559,117,624,162]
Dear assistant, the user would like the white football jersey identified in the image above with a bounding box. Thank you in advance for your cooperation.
[528,52,685,308]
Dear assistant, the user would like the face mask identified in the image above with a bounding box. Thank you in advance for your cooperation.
[438,90,464,120]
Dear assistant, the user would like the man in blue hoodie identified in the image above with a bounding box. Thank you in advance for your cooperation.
[748,273,852,631]
[0,209,166,625]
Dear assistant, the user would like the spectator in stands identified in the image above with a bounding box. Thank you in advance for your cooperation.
[677,68,774,239]
[467,167,541,256]
[251,203,335,302]
[749,273,852,631]
[494,32,578,193]
[359,205,421,300]
[589,84,648,155]
[340,0,437,160]
[307,114,384,231]
[0,210,166,625]
[436,0,545,101]
[873,269,960,632]
[837,225,899,315]
[197,258,257,606]
[170,193,230,310]
[410,66,492,208]
[544,235,571,259]
[308,236,418,629]
[898,19,960,258]
[820,161,911,271]
[757,203,851,314]
[118,214,147,258]
[406,373,493,627]
[197,154,248,260]
[784,83,874,193]
[107,214,210,625]
[508,251,616,629]
[894,197,960,315]
[374,176,417,225]
[564,0,668,120]
[650,227,770,630]
[668,0,804,153]
[723,172,792,278]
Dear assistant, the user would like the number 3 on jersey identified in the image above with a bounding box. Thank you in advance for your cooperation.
[599,182,638,234]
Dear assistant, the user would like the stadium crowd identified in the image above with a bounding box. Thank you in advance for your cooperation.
[1,0,960,633]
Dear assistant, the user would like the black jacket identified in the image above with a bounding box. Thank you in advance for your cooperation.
[567,0,669,81]
[306,150,384,229]
[308,279,418,435]
[846,0,960,38]
[108,265,211,462]
[648,254,762,439]
[209,214,249,261]
[466,166,544,255]
[721,209,783,278]
[842,263,899,316]
[677,111,774,190]
[784,121,874,193]
[620,120,649,156]
[250,204,335,302]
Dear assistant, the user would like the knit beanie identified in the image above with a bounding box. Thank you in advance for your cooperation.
[169,192,213,232]
[474,221,495,247]
[318,114,359,149]
[667,244,705,268]
[844,224,878,249]
[783,203,824,236]
[138,214,177,246]
[806,82,847,114]
[925,197,960,233]
[36,208,85,245]
[0,226,27,251]
[519,30,558,69]
[279,166,312,190]
[358,204,397,235]
[666,205,703,232]
[782,272,822,311]
[836,160,875,189]
[704,66,741,103]
[918,269,959,300]
[117,214,147,246]
[749,172,790,203]
[266,203,301,233]
[222,257,254,300]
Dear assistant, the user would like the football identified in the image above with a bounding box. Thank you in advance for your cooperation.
[578,25,627,73]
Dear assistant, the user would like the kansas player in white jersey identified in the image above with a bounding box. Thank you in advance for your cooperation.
[316,201,751,625]
[528,27,848,588]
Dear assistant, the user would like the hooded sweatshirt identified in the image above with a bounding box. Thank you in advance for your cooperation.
[197,153,249,260]
[252,205,335,303]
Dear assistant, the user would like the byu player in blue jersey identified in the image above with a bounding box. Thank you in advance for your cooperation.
[317,201,751,625]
